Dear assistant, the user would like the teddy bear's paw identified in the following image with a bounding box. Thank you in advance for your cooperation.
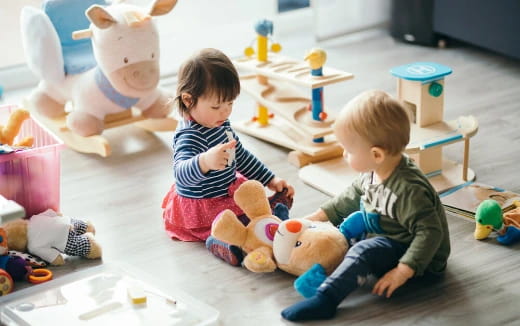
[243,249,276,273]
[50,254,65,266]
[86,222,96,235]
[85,233,102,259]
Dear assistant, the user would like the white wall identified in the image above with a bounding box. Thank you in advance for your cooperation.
[312,0,391,40]
[0,0,390,93]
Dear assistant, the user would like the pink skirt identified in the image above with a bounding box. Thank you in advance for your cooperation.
[162,175,248,242]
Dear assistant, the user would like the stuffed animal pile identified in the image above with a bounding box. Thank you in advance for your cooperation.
[2,209,102,266]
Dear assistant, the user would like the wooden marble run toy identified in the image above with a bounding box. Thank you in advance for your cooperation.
[233,20,354,167]
[299,62,479,196]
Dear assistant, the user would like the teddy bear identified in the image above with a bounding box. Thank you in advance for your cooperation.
[2,209,102,266]
[210,180,350,276]
[273,218,348,277]
[211,180,284,273]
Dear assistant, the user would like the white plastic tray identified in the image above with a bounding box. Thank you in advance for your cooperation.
[0,264,219,326]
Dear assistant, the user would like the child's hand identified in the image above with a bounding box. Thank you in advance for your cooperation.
[199,140,237,173]
[267,177,295,197]
[372,263,414,298]
[303,209,329,222]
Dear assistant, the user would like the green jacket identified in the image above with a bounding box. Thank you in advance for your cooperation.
[321,155,450,276]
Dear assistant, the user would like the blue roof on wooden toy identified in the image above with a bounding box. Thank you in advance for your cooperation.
[390,62,452,82]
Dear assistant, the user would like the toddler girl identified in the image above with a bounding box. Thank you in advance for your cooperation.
[162,48,294,265]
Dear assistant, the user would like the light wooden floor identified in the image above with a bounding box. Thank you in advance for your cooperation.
[3,28,520,325]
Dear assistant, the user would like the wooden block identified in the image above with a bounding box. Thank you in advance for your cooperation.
[128,285,147,304]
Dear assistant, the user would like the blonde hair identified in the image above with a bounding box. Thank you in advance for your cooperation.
[336,90,410,155]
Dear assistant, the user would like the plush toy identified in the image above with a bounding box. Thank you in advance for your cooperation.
[290,207,384,298]
[474,199,520,245]
[21,0,177,137]
[211,180,285,273]
[0,108,34,147]
[0,227,33,296]
[211,180,351,279]
[2,209,102,265]
[273,218,348,277]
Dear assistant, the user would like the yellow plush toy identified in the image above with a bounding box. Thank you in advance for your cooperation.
[211,180,282,273]
[0,108,34,147]
[211,180,348,276]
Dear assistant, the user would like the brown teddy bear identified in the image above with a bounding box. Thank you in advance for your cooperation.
[2,209,102,265]
[211,180,282,273]
[211,180,348,276]
[273,218,348,276]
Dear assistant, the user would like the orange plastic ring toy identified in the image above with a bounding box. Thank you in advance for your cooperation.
[28,269,53,284]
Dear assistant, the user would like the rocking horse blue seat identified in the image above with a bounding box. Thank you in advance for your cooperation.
[42,0,107,75]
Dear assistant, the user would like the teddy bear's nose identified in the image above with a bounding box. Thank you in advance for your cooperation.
[285,220,302,233]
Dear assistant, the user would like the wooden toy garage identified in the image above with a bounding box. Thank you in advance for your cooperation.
[299,62,479,196]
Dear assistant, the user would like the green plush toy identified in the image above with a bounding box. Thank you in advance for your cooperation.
[474,199,520,245]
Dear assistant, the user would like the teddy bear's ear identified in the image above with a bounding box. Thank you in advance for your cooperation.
[234,181,271,219]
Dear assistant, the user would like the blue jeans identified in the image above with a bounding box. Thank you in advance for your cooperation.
[318,236,409,304]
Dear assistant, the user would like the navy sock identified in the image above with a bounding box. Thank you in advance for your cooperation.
[281,292,338,321]
[268,188,293,210]
[205,236,244,266]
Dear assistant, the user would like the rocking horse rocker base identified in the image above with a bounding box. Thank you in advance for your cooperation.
[29,106,177,157]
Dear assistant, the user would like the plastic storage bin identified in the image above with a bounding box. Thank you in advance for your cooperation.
[0,104,64,217]
[0,263,219,325]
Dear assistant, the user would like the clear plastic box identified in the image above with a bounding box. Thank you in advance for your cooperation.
[0,104,64,217]
[0,263,219,326]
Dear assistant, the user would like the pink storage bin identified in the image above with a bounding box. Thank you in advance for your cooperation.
[0,104,65,217]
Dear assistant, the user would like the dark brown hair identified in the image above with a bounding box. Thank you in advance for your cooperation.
[175,48,240,117]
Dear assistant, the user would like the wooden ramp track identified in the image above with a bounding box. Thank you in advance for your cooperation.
[239,75,336,139]
[32,108,177,157]
[233,54,354,89]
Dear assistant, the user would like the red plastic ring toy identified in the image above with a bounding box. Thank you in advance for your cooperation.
[28,269,53,284]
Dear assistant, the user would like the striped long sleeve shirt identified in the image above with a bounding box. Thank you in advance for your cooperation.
[173,120,275,198]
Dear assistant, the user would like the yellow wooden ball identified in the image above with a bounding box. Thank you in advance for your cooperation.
[244,47,255,57]
[271,43,282,53]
